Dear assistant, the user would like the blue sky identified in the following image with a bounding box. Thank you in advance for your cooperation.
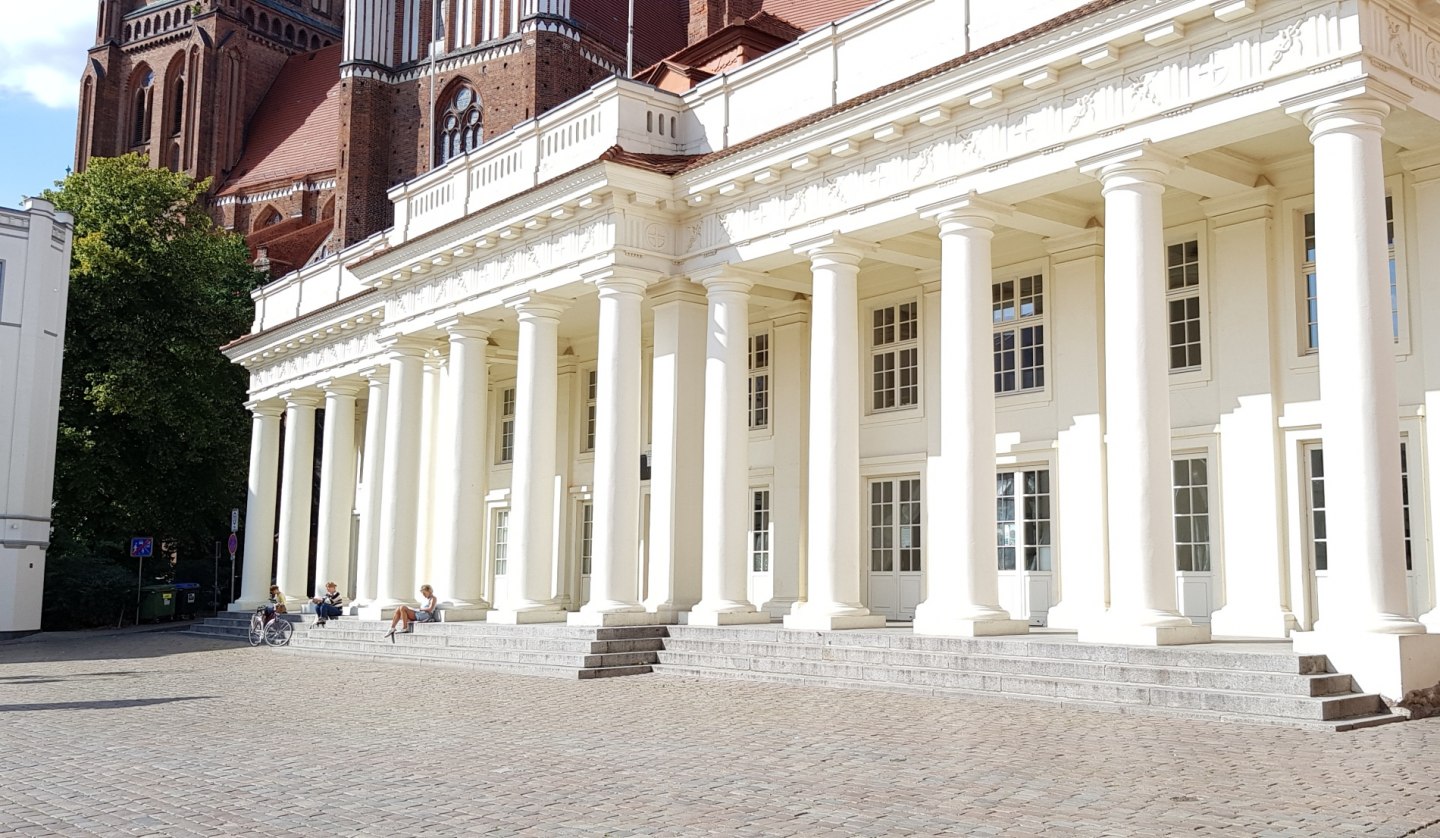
[0,1,96,209]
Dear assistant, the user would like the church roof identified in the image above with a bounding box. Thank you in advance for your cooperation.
[572,0,689,69]
[759,0,879,32]
[217,45,342,196]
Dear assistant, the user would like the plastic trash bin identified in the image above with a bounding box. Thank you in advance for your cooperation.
[138,584,176,622]
[172,582,200,619]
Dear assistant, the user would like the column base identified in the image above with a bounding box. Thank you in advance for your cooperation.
[783,612,886,631]
[1042,601,1104,632]
[568,610,667,627]
[687,609,772,626]
[229,599,268,612]
[759,596,800,620]
[1209,605,1298,639]
[913,614,1029,637]
[438,605,492,622]
[487,608,568,625]
[1080,618,1211,646]
[1293,629,1440,702]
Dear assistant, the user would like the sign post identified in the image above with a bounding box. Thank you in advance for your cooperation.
[130,537,153,626]
[227,532,239,604]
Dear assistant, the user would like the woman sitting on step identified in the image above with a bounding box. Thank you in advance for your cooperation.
[385,585,438,640]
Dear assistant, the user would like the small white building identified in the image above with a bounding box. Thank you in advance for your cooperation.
[0,199,74,637]
[225,0,1440,698]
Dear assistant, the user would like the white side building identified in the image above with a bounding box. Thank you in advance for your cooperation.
[225,0,1440,698]
[0,199,74,637]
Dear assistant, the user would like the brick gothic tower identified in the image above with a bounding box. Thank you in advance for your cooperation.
[75,0,343,183]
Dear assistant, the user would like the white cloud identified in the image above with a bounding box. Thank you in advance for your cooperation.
[0,1,96,108]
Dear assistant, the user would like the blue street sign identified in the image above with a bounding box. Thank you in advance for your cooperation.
[130,537,153,558]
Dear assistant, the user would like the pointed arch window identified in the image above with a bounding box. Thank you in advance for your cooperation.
[132,71,154,146]
[170,77,185,137]
[436,85,481,165]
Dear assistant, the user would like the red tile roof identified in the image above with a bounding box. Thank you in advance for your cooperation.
[252,219,334,278]
[760,0,878,32]
[571,0,689,69]
[218,45,342,196]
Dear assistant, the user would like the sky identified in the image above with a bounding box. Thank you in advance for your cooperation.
[0,1,96,208]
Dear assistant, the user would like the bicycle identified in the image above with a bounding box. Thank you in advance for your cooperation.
[248,607,293,647]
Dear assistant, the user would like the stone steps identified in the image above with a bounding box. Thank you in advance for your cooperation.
[652,627,1397,730]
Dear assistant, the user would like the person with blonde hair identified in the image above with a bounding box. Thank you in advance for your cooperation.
[385,585,437,640]
[310,581,343,627]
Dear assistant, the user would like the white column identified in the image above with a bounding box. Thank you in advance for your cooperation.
[439,317,493,618]
[1410,150,1440,632]
[1304,100,1425,635]
[351,367,387,608]
[1201,188,1298,638]
[370,339,427,613]
[785,237,885,630]
[489,294,568,623]
[314,380,360,598]
[915,197,1028,637]
[275,392,319,607]
[415,348,444,586]
[1290,98,1439,702]
[691,271,769,625]
[231,401,282,610]
[1041,231,1109,631]
[1079,144,1208,646]
[644,279,706,618]
[575,271,657,625]
[763,307,809,618]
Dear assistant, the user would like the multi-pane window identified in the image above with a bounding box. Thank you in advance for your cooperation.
[993,276,1045,394]
[869,479,922,572]
[584,370,597,452]
[1303,197,1397,352]
[1172,458,1211,572]
[749,333,770,430]
[1166,240,1202,371]
[871,302,919,411]
[997,469,1052,571]
[750,489,771,572]
[579,502,594,576]
[498,387,516,464]
[1402,442,1413,571]
[1307,447,1327,571]
[493,509,510,576]
[436,85,482,165]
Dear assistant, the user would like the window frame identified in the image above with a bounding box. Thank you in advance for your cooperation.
[995,465,1053,572]
[991,259,1050,404]
[867,297,921,415]
[580,366,597,454]
[496,384,516,465]
[750,487,772,573]
[1163,222,1210,386]
[748,330,772,432]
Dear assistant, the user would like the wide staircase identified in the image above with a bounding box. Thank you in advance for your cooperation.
[651,626,1401,731]
[189,612,662,679]
[188,617,1402,729]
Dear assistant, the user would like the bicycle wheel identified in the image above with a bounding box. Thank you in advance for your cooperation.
[248,615,265,646]
[265,618,293,647]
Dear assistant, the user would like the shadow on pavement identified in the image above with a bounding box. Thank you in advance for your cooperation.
[0,631,243,666]
[0,696,216,712]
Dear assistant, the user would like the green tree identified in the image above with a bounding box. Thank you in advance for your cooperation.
[41,155,260,625]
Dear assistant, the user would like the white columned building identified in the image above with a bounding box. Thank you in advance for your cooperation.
[224,0,1440,700]
[314,380,360,596]
[276,392,319,606]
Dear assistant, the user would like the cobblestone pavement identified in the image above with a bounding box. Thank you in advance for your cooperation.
[2,631,1439,837]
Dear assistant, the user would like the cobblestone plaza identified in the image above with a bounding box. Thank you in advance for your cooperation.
[2,630,1439,836]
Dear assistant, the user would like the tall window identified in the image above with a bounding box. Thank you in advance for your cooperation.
[749,333,770,430]
[131,71,154,145]
[1166,240,1202,371]
[750,489,771,572]
[993,276,1044,394]
[869,478,922,573]
[498,387,515,463]
[871,301,919,411]
[997,469,1051,571]
[1302,444,1410,573]
[1402,442,1413,572]
[1303,197,1397,352]
[436,85,481,165]
[1172,458,1210,572]
[493,509,510,576]
[583,370,597,452]
[579,502,594,576]
[169,77,185,137]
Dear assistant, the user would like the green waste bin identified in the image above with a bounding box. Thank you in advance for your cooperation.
[138,584,176,622]
[173,583,200,619]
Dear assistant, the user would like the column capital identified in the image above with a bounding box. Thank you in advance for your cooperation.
[584,266,662,296]
[377,335,434,359]
[1283,78,1409,129]
[693,265,763,295]
[359,363,390,383]
[793,232,870,265]
[318,378,364,398]
[920,191,1012,230]
[1199,185,1277,228]
[1043,228,1105,260]
[649,276,709,307]
[246,399,285,417]
[437,313,497,341]
[280,390,322,408]
[1078,141,1183,185]
[503,291,569,320]
[771,307,811,329]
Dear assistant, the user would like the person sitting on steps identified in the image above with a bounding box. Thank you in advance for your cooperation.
[264,585,287,622]
[311,582,343,627]
[385,585,438,640]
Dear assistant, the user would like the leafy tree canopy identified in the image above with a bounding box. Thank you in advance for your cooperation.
[42,154,260,573]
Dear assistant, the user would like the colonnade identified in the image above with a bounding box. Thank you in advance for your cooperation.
[232,91,1425,646]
